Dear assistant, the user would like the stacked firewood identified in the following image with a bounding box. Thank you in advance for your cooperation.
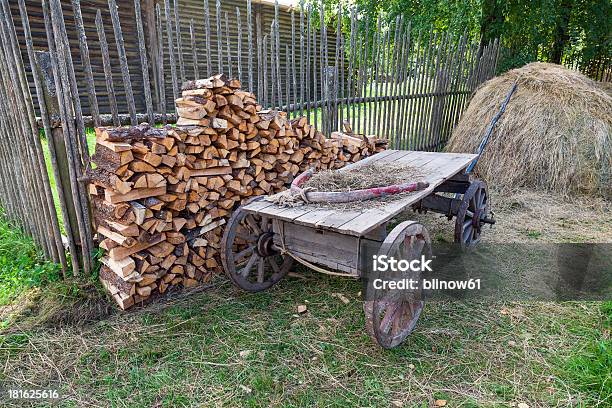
[89,74,386,309]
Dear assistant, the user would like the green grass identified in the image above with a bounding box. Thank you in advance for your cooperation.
[39,129,97,233]
[0,275,609,406]
[0,189,610,406]
[563,302,612,400]
[0,214,62,306]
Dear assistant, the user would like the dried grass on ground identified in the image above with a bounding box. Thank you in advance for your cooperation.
[447,62,612,198]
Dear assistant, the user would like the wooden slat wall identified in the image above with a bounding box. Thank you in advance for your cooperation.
[154,0,340,112]
[10,0,146,116]
[11,0,339,118]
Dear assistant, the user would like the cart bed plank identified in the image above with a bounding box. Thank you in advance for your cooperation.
[243,150,477,236]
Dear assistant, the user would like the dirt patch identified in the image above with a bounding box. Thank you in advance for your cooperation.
[401,188,612,244]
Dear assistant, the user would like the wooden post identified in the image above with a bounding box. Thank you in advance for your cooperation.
[33,51,81,268]
[142,0,160,110]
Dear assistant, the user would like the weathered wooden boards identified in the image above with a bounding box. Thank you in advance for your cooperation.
[89,73,386,309]
[244,150,477,237]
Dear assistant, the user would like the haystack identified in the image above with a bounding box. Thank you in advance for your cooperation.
[447,62,611,198]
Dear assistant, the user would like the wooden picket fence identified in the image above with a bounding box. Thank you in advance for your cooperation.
[0,0,498,273]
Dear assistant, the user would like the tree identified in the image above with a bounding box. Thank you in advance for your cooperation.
[550,0,573,63]
[479,0,504,56]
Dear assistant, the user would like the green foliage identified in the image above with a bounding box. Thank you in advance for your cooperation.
[306,0,610,74]
[0,214,62,305]
[563,302,612,400]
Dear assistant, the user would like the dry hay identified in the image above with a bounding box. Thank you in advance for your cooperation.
[447,62,612,198]
[296,162,425,210]
[303,162,423,192]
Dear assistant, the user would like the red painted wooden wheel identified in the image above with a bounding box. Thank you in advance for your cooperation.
[364,221,431,349]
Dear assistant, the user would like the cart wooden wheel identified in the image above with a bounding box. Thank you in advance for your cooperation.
[364,221,431,349]
[221,199,293,292]
[454,180,492,249]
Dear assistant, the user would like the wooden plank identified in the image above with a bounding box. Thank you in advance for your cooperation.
[315,210,362,229]
[274,222,360,272]
[242,198,277,213]
[271,205,315,221]
[293,208,337,226]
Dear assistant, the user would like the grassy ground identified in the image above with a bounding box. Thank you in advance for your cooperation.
[0,189,610,407]
[39,130,97,232]
[0,215,62,308]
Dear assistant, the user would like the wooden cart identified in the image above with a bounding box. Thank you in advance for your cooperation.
[221,149,494,348]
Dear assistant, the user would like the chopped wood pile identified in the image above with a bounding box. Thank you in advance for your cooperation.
[88,74,387,309]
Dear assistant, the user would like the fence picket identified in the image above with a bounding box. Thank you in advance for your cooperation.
[203,0,212,76]
[72,0,100,127]
[96,10,119,126]
[134,0,154,124]
[190,19,199,79]
[156,4,167,124]
[164,0,179,101]
[225,11,232,77]
[19,0,76,275]
[174,0,185,83]
[236,8,242,83]
[215,0,222,73]
[247,0,253,92]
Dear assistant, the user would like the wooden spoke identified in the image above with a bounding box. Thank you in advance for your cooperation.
[245,214,262,235]
[268,256,281,273]
[454,180,490,250]
[257,258,265,283]
[221,205,293,292]
[235,245,255,261]
[240,252,259,277]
